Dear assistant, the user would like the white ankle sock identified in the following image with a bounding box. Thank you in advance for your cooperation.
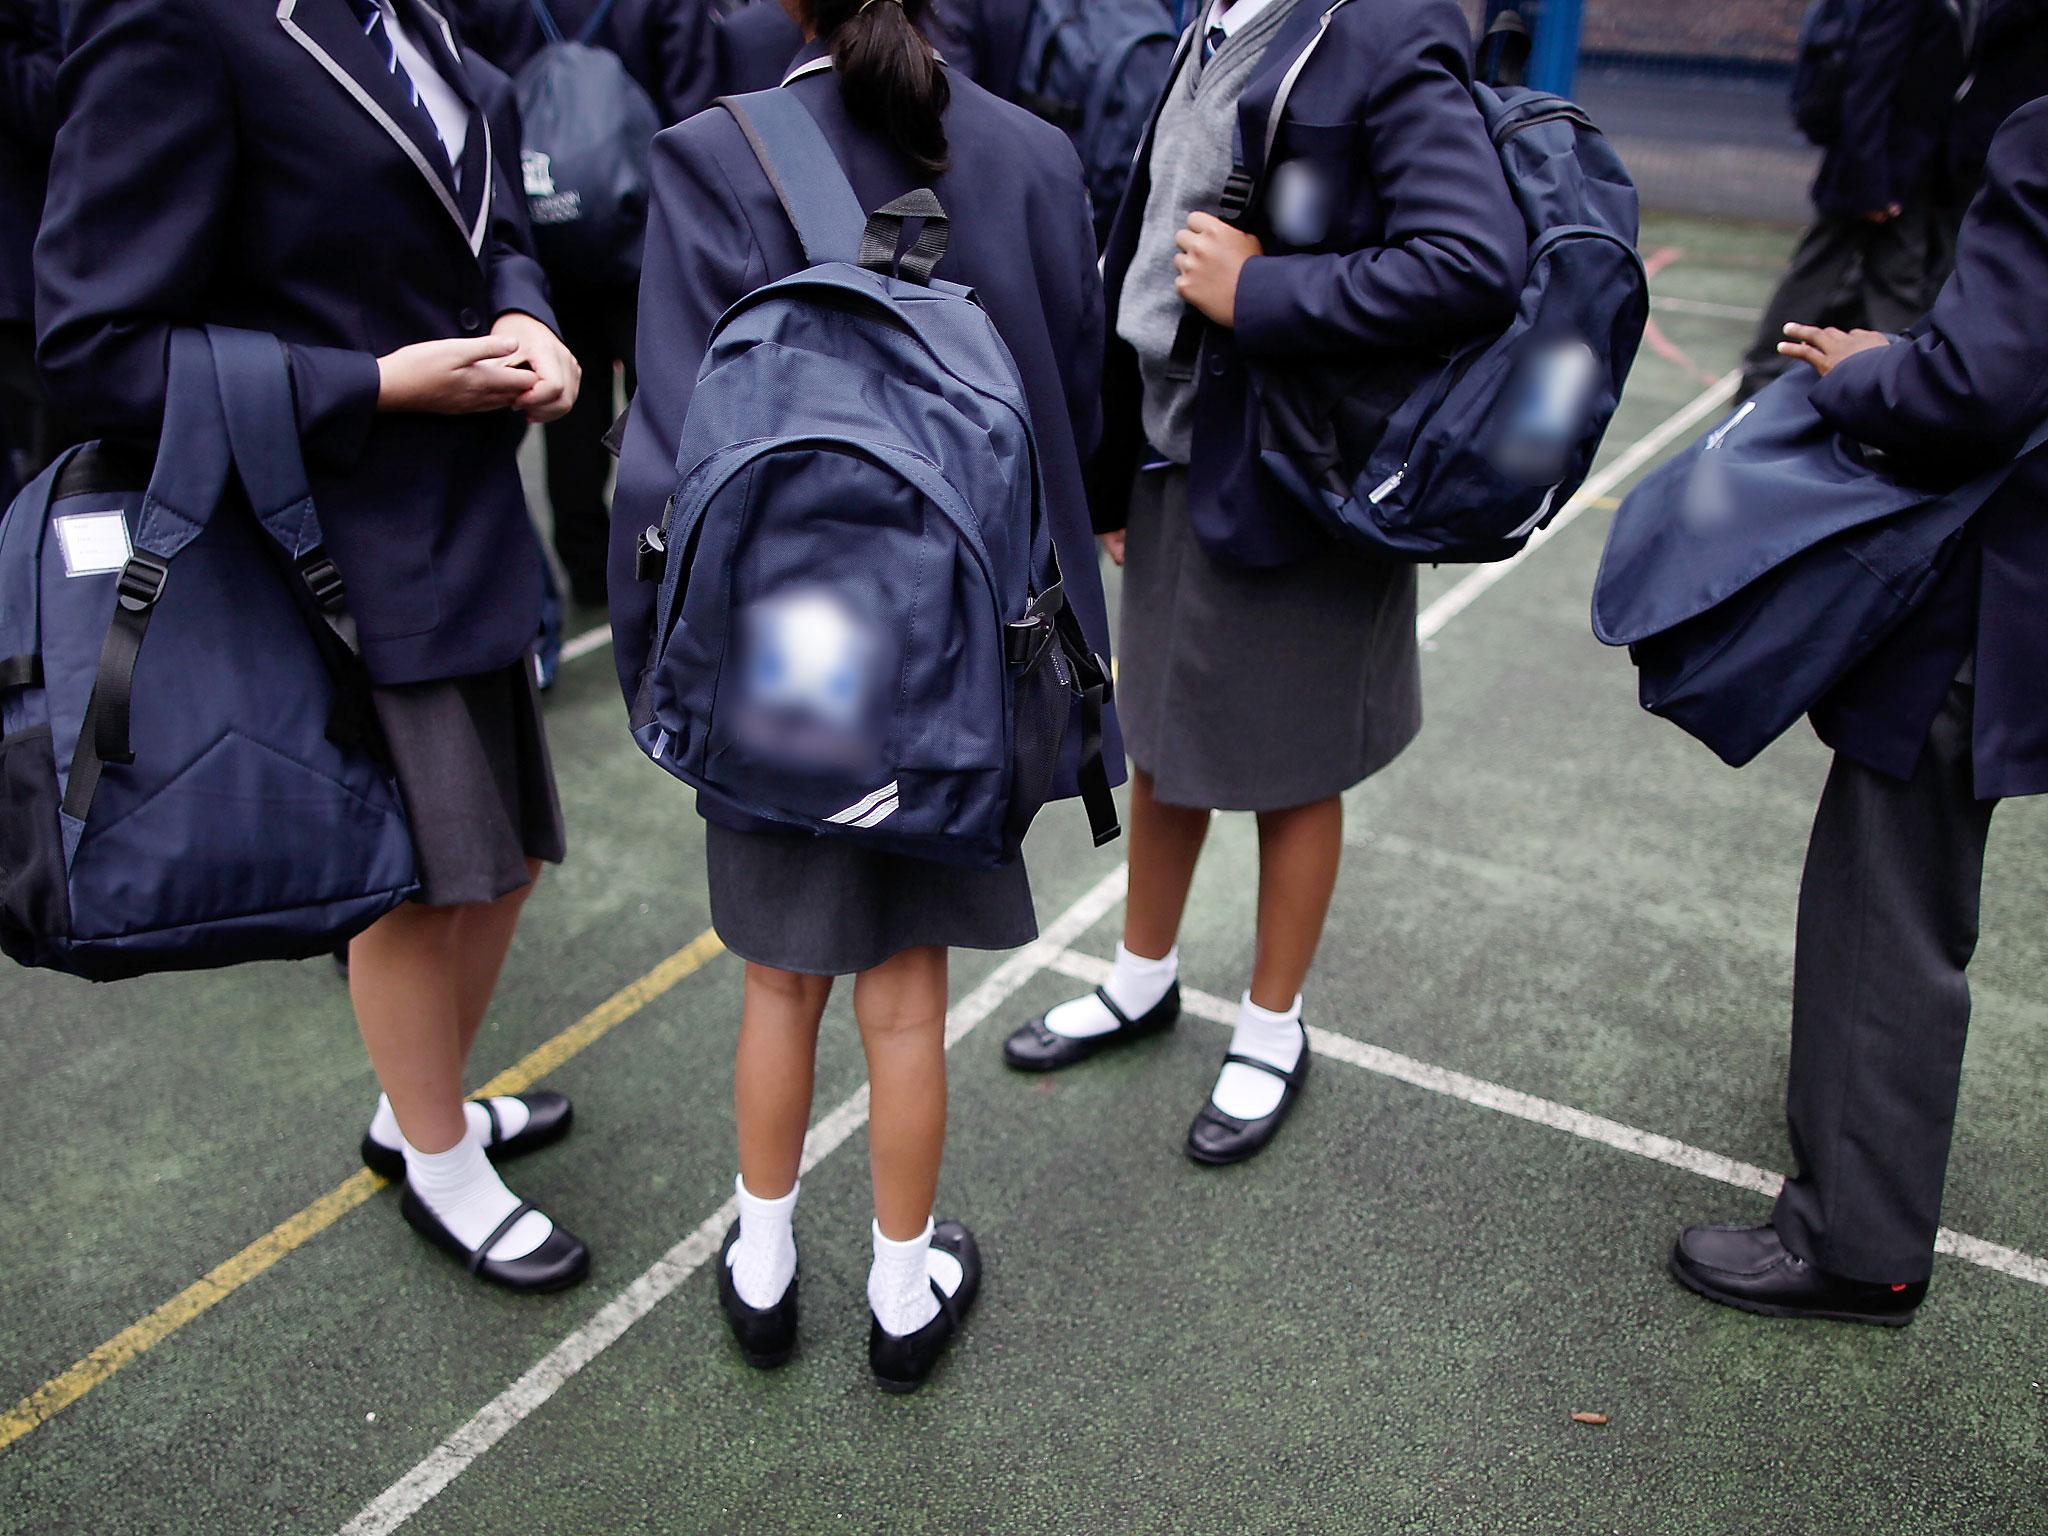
[1210,993,1305,1120]
[368,1094,531,1151]
[1044,943,1178,1040]
[868,1218,964,1337]
[402,1132,551,1262]
[726,1175,798,1310]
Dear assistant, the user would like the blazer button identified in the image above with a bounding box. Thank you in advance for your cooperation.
[459,308,483,334]
[1207,352,1228,377]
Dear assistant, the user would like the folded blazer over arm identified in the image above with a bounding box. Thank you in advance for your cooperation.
[1093,0,1526,566]
[35,0,561,685]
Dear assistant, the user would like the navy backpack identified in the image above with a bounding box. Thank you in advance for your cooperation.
[1789,0,1867,148]
[1251,0,1648,565]
[0,327,417,981]
[516,0,663,288]
[1591,367,2048,768]
[1015,0,1180,244]
[627,90,1118,869]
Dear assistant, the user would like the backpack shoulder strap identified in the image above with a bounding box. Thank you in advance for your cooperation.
[718,88,868,267]
[527,0,566,46]
[571,0,618,46]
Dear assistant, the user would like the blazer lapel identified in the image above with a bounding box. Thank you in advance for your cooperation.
[1236,0,1337,185]
[275,0,486,255]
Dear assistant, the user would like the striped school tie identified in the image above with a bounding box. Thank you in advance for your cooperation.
[342,0,455,176]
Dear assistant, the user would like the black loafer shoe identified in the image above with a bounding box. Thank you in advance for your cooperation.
[717,1224,799,1369]
[869,1220,983,1394]
[399,1187,591,1293]
[362,1091,575,1180]
[1002,984,1180,1073]
[1669,1223,1927,1326]
[1186,1033,1310,1167]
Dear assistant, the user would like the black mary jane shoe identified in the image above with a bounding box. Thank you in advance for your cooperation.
[399,1187,591,1293]
[869,1221,983,1395]
[1002,984,1181,1073]
[717,1224,799,1369]
[361,1091,575,1180]
[1670,1223,1927,1326]
[1185,1032,1311,1167]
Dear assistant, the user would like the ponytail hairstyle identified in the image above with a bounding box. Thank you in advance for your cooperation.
[804,0,951,175]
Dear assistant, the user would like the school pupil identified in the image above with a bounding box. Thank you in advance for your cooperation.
[36,0,591,1291]
[451,0,725,608]
[1671,97,2048,1326]
[1007,0,1526,1163]
[0,0,62,504]
[609,0,1118,1388]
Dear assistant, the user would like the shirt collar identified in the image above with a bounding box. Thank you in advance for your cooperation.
[1204,0,1284,40]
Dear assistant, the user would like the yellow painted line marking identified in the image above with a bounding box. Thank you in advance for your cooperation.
[0,927,726,1453]
[1588,494,1621,511]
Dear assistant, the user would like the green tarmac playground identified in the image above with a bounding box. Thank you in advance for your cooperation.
[3,214,2043,1535]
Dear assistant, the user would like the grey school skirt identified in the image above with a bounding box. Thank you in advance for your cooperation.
[1117,466,1422,812]
[705,822,1037,977]
[372,656,567,908]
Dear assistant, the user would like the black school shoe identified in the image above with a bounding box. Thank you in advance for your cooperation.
[1670,1223,1928,1326]
[399,1188,591,1293]
[869,1221,983,1395]
[717,1224,799,1369]
[1002,984,1181,1072]
[1185,1029,1311,1166]
[360,1091,575,1180]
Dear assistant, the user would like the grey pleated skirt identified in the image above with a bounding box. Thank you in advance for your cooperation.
[372,655,567,907]
[705,821,1037,976]
[1117,466,1422,812]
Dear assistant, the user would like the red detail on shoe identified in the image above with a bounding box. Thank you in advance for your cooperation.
[1890,1283,1909,1292]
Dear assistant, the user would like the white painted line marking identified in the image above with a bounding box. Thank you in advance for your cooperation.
[558,623,612,665]
[1652,295,1768,323]
[339,868,1128,1536]
[1047,950,2048,1293]
[345,375,1758,1533]
[1416,371,1739,641]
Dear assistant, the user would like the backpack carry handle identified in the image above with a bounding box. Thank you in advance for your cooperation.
[857,190,950,285]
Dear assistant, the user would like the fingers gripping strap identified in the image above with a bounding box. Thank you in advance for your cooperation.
[717,91,869,266]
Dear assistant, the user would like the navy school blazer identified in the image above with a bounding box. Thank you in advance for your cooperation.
[1808,97,2048,801]
[35,0,559,686]
[926,0,1033,102]
[1092,0,1526,565]
[608,43,1126,817]
[1811,0,1963,218]
[450,0,720,124]
[0,0,61,327]
[711,0,802,96]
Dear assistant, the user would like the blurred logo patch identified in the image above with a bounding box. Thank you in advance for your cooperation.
[734,585,887,770]
[1268,159,1334,248]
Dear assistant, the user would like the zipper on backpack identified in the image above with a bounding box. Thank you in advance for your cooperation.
[1369,467,1406,504]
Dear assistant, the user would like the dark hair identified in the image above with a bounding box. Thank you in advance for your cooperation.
[805,0,950,175]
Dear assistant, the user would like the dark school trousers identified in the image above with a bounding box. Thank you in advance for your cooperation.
[0,320,50,503]
[1737,204,1948,402]
[543,277,638,606]
[1772,674,1997,1284]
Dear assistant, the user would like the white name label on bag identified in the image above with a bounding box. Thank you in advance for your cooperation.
[55,510,134,578]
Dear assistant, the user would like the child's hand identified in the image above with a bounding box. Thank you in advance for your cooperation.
[1777,322,1892,378]
[1174,212,1262,328]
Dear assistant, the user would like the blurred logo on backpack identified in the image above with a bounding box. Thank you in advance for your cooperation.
[521,150,583,226]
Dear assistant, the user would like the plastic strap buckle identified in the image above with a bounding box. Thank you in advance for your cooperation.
[297,551,348,612]
[636,524,668,584]
[115,553,169,613]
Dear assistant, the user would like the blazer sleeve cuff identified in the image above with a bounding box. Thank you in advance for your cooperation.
[1231,254,1309,361]
[286,341,382,472]
[491,258,561,341]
